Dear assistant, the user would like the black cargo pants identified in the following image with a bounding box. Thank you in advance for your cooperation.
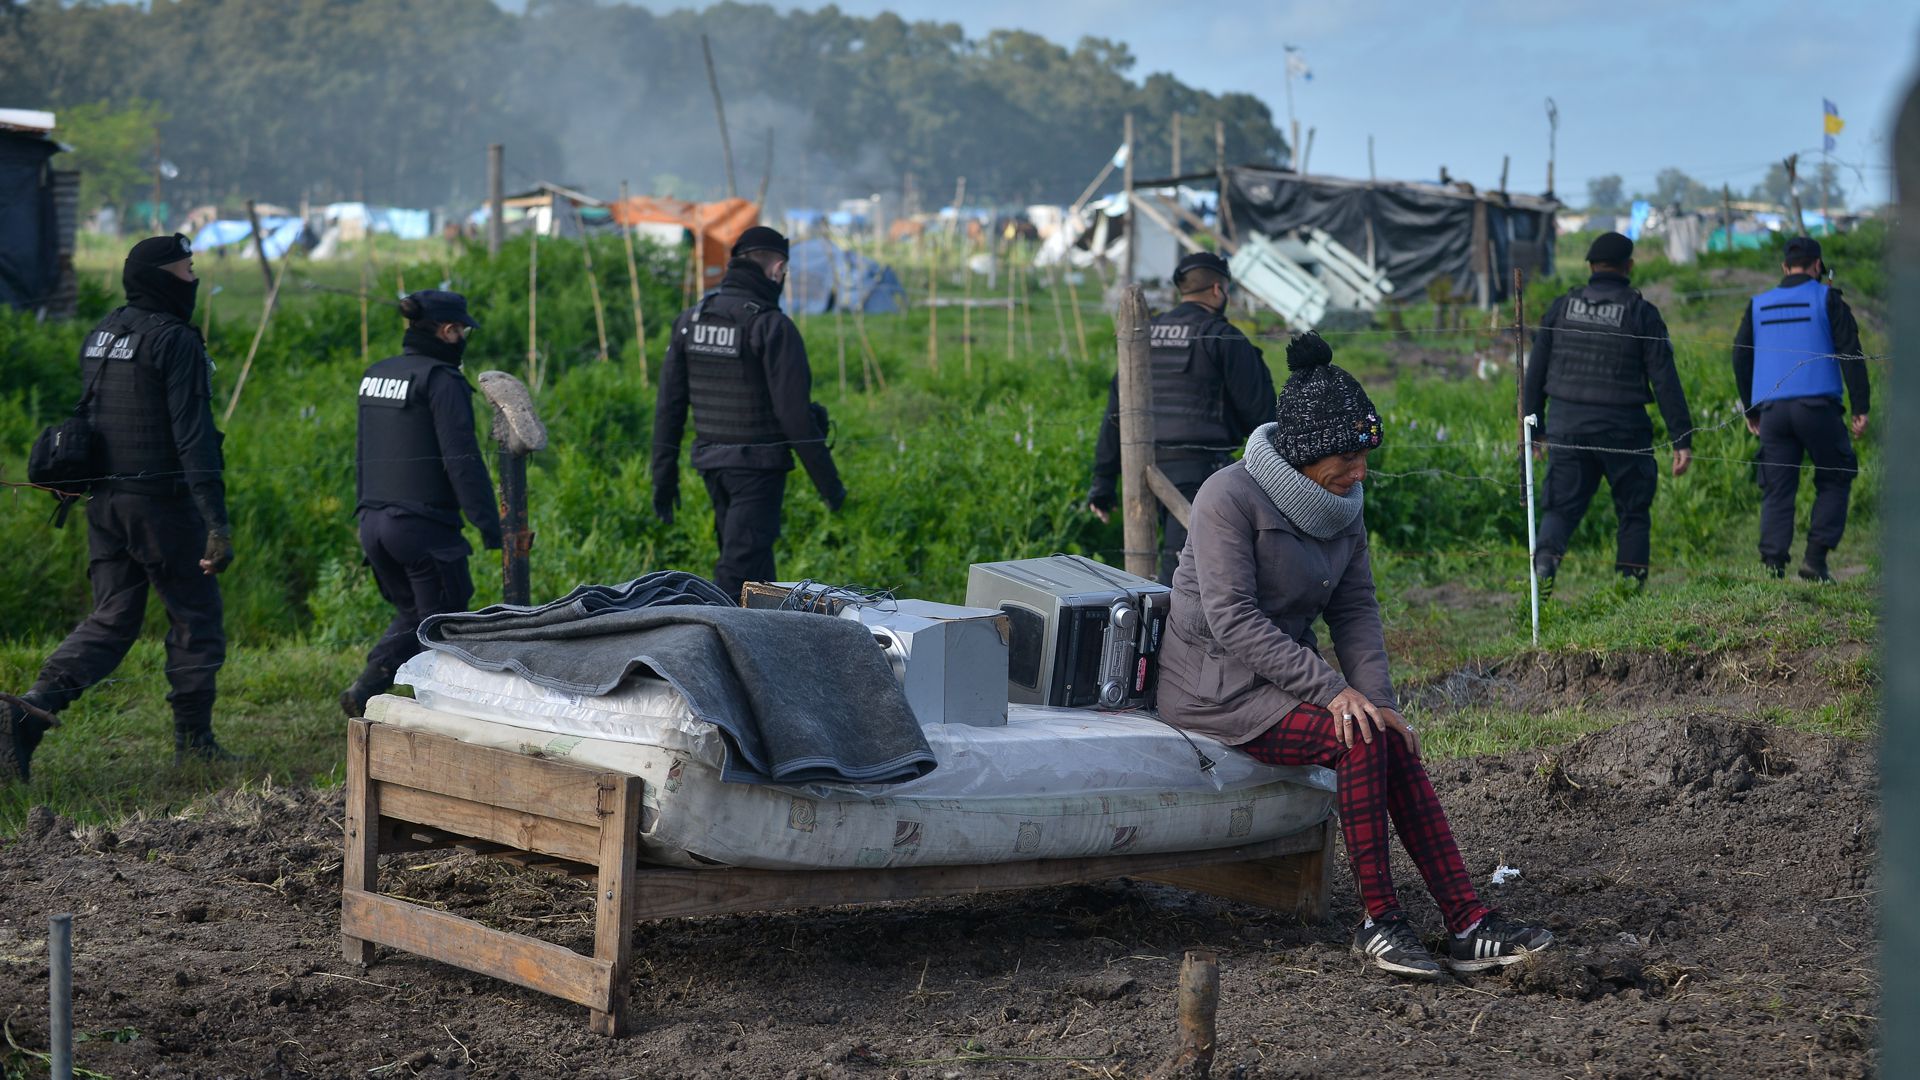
[701,467,787,603]
[28,489,226,729]
[1755,396,1857,564]
[358,508,475,679]
[1536,430,1658,575]
[1155,455,1229,585]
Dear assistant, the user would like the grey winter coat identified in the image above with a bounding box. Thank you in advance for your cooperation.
[1156,461,1399,745]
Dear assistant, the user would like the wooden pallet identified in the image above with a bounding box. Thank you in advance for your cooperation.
[340,717,1334,1036]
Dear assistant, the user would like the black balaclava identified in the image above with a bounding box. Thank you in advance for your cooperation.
[123,233,198,321]
[402,323,467,366]
[721,256,785,303]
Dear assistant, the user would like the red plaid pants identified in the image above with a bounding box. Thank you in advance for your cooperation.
[1242,703,1490,933]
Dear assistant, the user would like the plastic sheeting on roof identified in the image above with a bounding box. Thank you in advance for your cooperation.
[785,238,906,316]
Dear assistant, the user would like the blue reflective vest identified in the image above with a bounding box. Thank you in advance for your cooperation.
[1749,280,1842,406]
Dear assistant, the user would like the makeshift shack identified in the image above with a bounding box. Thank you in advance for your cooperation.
[610,195,760,297]
[1226,167,1558,306]
[0,108,78,317]
[785,237,906,315]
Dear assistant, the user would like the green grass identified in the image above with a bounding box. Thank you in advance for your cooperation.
[0,640,354,834]
[1,228,1882,835]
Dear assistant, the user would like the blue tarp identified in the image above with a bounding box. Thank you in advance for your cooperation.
[192,216,305,260]
[784,238,906,316]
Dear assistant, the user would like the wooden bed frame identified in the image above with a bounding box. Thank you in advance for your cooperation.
[340,717,1335,1036]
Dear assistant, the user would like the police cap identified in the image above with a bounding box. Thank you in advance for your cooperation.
[1584,231,1633,264]
[1173,250,1231,288]
[126,233,193,269]
[1782,236,1823,266]
[732,226,790,259]
[405,289,481,329]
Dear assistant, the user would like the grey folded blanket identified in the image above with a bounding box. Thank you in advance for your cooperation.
[417,574,935,787]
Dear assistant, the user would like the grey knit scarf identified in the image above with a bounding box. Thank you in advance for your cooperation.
[1242,423,1364,539]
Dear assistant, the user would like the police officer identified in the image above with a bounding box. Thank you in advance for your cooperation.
[1524,232,1694,590]
[1,235,234,783]
[652,226,845,601]
[1731,236,1870,583]
[339,291,502,717]
[1088,251,1277,582]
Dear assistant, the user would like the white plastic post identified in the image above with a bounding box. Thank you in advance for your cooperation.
[1523,413,1541,645]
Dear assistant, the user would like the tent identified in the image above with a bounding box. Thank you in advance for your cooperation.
[191,216,307,260]
[610,196,760,296]
[785,238,906,315]
[0,109,77,316]
[1225,166,1557,305]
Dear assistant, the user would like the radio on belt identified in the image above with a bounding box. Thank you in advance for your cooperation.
[964,555,1170,710]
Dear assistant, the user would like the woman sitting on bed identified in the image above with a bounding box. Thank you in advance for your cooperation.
[1156,332,1553,979]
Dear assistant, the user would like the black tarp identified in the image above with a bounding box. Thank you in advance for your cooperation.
[0,130,59,311]
[1226,166,1556,304]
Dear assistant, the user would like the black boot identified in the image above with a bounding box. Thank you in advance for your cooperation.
[1798,546,1833,584]
[1533,553,1560,600]
[1763,560,1787,580]
[174,724,238,766]
[340,665,395,720]
[0,694,58,784]
[1617,566,1648,592]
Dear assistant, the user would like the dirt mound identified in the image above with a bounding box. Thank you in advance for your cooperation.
[0,717,1878,1078]
[1404,644,1867,717]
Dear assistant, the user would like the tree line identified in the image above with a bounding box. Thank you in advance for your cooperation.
[1585,162,1848,214]
[0,0,1288,215]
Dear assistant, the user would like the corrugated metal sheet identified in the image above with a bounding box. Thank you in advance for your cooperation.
[47,167,79,318]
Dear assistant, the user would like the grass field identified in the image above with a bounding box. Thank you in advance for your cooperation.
[0,225,1884,834]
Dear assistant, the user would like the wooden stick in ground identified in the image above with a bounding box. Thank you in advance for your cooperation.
[1115,283,1155,579]
[962,237,974,377]
[527,225,540,391]
[1047,262,1072,362]
[1149,950,1220,1080]
[1004,235,1015,362]
[854,308,884,392]
[573,201,610,362]
[200,261,215,339]
[830,247,848,395]
[245,199,276,294]
[221,246,292,425]
[926,244,940,373]
[1064,263,1091,366]
[619,180,648,383]
[1017,243,1035,353]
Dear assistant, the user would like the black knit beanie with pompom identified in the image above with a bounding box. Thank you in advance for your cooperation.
[1270,331,1384,467]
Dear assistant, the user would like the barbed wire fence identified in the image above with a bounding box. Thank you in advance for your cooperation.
[0,268,1885,703]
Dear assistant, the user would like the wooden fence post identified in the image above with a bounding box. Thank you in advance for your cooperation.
[619,180,648,383]
[1116,284,1155,579]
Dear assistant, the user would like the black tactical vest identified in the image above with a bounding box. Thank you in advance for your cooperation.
[1542,282,1652,406]
[356,351,462,511]
[1148,304,1233,452]
[83,306,197,493]
[684,292,783,445]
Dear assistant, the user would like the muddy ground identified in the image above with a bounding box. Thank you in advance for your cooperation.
[0,712,1877,1079]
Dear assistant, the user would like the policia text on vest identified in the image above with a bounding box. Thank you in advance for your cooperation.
[4,234,236,783]
[341,290,502,718]
[651,229,846,603]
[1730,237,1871,583]
[1088,251,1277,584]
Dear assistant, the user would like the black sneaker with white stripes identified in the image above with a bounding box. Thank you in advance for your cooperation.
[1352,914,1444,979]
[1445,913,1554,973]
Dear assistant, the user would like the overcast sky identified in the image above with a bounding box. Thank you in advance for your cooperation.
[599,0,1919,207]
